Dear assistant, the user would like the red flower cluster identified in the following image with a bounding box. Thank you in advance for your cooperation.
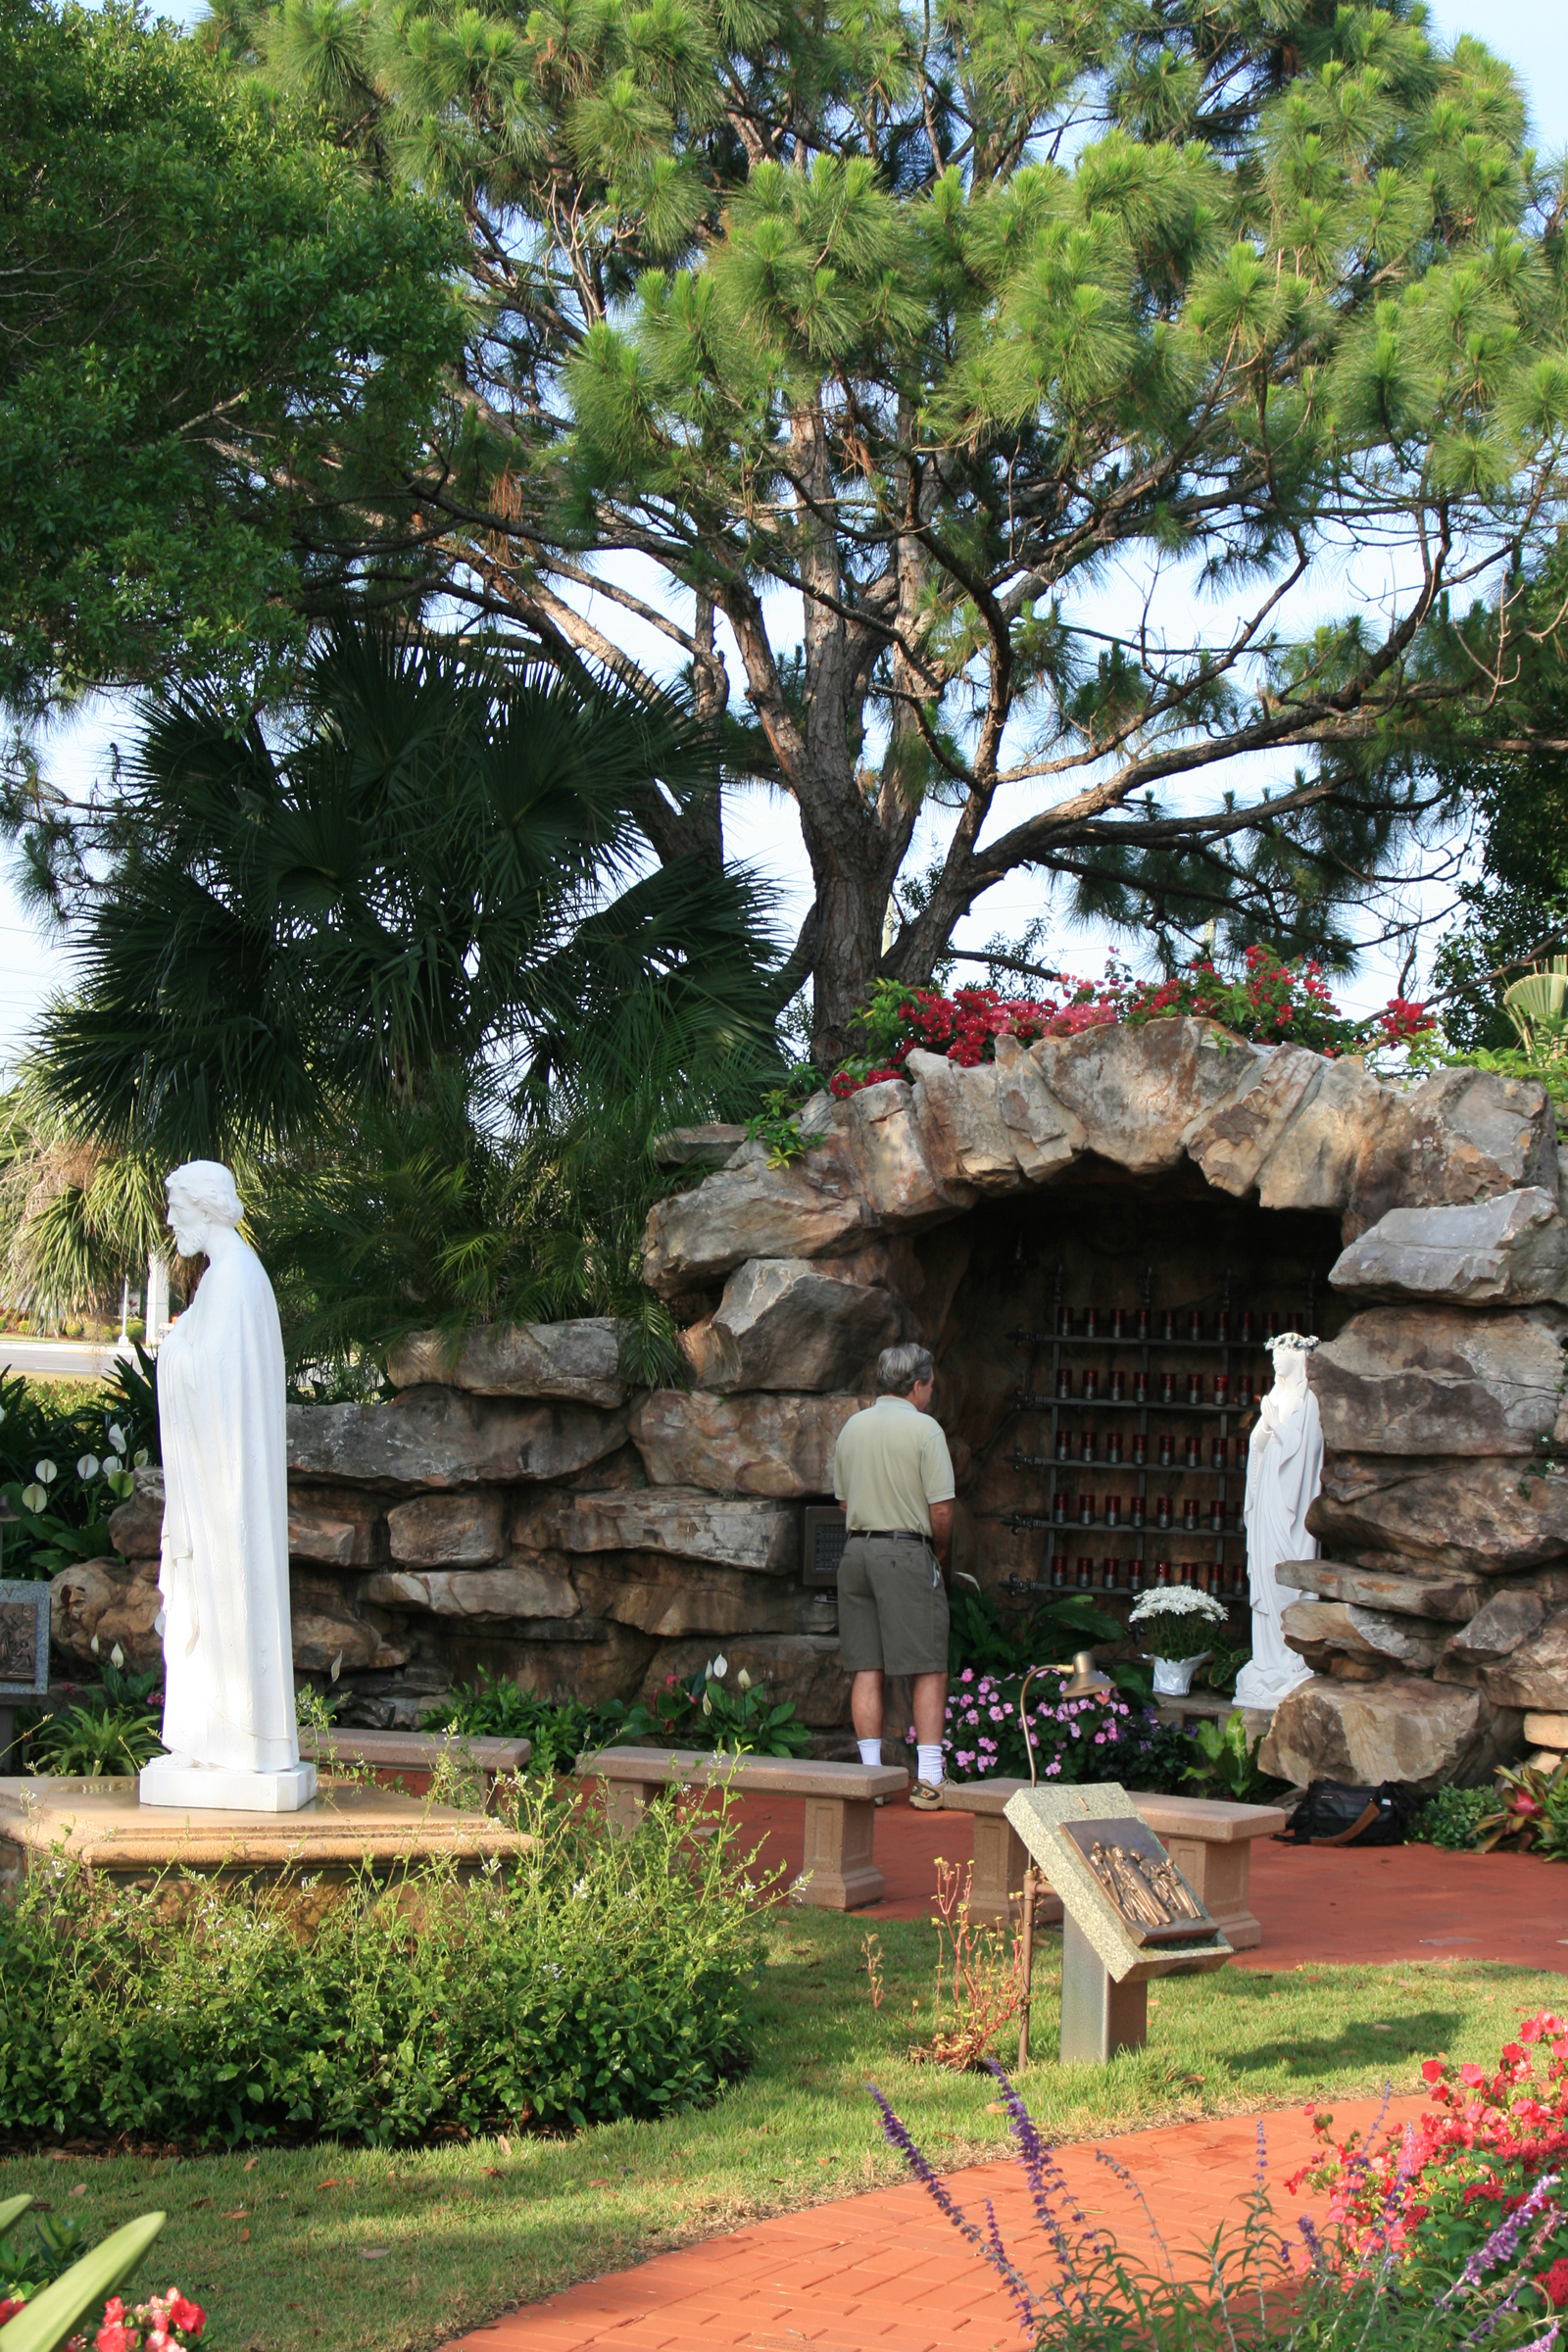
[825,954,1435,1099]
[1286,2012,1568,2278]
[95,2289,206,2352]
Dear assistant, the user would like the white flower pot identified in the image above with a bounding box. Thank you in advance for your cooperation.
[1151,1651,1210,1697]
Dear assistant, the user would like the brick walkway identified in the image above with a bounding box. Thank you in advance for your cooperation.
[725,1794,1568,1972]
[454,2092,1427,2351]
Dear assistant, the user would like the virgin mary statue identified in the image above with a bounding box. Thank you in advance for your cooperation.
[139,1160,316,1813]
[1234,1335,1323,1711]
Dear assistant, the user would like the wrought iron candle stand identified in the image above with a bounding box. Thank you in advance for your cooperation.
[1004,1263,1321,1603]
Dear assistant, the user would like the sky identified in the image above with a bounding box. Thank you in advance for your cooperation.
[7,0,1568,1074]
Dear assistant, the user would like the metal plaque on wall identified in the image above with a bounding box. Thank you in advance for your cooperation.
[0,1581,50,1696]
[1060,1816,1222,1946]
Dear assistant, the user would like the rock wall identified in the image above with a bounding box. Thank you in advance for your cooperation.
[64,1025,1568,1779]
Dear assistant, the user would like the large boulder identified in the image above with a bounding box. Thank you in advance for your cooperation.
[571,1556,818,1639]
[1281,1598,1449,1676]
[1436,1585,1564,1685]
[1478,1606,1568,1711]
[362,1562,580,1621]
[511,1487,800,1573]
[1307,1453,1568,1576]
[907,1054,1026,1193]
[287,1390,626,1490]
[1031,1019,1259,1176]
[1253,1056,1393,1219]
[385,1319,627,1407]
[628,1391,868,1496]
[289,1570,409,1675]
[107,1467,164,1561]
[1187,1047,1323,1197]
[289,1485,387,1568]
[1348,1069,1559,1236]
[1277,1556,1488,1622]
[992,1033,1086,1182]
[1259,1673,1521,1791]
[699,1257,909,1392]
[50,1555,163,1672]
[641,1137,867,1296]
[826,1079,973,1227]
[1309,1305,1567,1455]
[1329,1191,1568,1308]
[386,1493,507,1568]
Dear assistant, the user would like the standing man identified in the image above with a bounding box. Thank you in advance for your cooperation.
[832,1343,955,1810]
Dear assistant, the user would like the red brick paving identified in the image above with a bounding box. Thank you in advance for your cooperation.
[439,1793,1562,2352]
[453,2093,1429,2350]
[727,1794,1568,1973]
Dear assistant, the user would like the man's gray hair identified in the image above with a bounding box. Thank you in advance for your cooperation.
[876,1342,935,1396]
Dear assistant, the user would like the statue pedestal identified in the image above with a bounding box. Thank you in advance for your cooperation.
[0,1777,532,1935]
[139,1753,318,1813]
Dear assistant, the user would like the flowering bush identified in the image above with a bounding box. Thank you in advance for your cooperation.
[1287,2011,1568,2309]
[1129,1587,1230,1662]
[874,2059,1568,2352]
[92,2288,207,2352]
[825,953,1435,1098]
[909,1666,1161,1783]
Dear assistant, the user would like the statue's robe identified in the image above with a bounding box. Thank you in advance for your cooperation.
[156,1240,300,1773]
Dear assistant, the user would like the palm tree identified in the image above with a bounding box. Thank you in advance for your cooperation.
[43,618,779,1152]
[35,619,784,1362]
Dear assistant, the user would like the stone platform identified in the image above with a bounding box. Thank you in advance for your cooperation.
[0,1776,532,1931]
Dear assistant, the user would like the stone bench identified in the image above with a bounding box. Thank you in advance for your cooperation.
[297,1728,530,1805]
[939,1782,1286,1948]
[575,1746,908,1910]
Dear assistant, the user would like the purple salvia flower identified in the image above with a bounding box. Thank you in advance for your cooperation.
[981,2196,1037,2336]
[1460,2205,1565,2347]
[1442,2173,1561,2308]
[870,2085,1038,2317]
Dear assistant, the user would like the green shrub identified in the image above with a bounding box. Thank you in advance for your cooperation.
[426,1660,814,1765]
[0,1784,764,2148]
[1410,1785,1495,1850]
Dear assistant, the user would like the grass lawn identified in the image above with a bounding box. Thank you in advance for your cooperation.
[0,1912,1557,2352]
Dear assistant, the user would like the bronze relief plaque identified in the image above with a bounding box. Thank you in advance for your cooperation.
[0,1582,50,1695]
[1060,1816,1222,1946]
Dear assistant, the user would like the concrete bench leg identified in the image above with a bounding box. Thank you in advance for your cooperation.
[799,1794,883,1910]
[600,1780,658,1838]
[1162,1834,1260,1949]
[968,1814,1064,1930]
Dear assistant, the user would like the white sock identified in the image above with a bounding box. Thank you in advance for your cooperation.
[916,1743,944,1787]
[858,1737,883,1768]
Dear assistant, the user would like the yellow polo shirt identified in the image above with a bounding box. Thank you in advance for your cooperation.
[832,1396,956,1536]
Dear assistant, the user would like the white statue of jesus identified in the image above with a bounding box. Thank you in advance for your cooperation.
[1234,1335,1323,1711]
[139,1160,317,1814]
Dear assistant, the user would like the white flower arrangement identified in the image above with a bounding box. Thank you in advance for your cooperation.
[1129,1584,1229,1662]
[1128,1588,1227,1626]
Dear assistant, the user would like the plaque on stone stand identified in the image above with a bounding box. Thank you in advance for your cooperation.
[1004,1781,1231,2064]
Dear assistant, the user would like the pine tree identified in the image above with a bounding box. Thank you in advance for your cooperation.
[211,0,1568,1053]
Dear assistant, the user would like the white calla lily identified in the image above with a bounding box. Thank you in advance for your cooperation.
[76,1454,100,1481]
[711,1652,728,1680]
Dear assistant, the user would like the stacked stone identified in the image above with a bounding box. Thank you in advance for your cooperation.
[55,1021,1568,1779]
[1263,1187,1568,1789]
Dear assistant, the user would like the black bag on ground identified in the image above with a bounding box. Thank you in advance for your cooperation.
[1279,1779,1410,1846]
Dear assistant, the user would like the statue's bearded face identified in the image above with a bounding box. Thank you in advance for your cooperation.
[165,1183,205,1257]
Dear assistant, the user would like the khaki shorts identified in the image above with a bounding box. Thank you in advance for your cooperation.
[838,1535,949,1677]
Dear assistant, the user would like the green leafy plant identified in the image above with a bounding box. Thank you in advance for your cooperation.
[1410,1785,1495,1852]
[422,1676,615,1776]
[1181,1713,1281,1805]
[1473,1757,1568,1854]
[0,1370,154,1580]
[24,1690,165,1779]
[625,1658,813,1759]
[0,1781,764,2148]
[946,1582,1121,1679]
[1197,1641,1250,1697]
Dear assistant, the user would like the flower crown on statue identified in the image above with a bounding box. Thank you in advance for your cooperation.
[1270,1332,1319,1352]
